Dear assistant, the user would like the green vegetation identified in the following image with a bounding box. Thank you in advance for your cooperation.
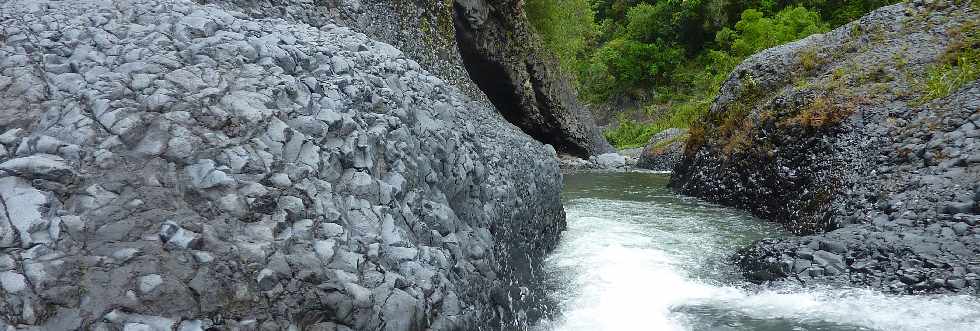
[524,0,900,148]
[918,21,980,102]
[524,0,597,74]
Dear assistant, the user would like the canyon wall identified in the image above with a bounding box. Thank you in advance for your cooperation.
[0,0,565,328]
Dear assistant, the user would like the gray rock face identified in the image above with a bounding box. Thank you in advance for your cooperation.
[672,2,980,294]
[636,128,687,172]
[452,0,613,157]
[216,0,481,100]
[0,0,564,329]
[214,0,612,158]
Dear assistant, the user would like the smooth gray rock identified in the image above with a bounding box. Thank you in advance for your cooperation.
[590,153,626,169]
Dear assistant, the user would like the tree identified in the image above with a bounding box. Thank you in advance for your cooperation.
[716,6,828,57]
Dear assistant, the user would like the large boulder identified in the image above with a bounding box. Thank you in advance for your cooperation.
[0,0,565,329]
[672,1,980,294]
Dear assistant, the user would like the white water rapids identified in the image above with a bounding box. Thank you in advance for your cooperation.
[534,173,980,331]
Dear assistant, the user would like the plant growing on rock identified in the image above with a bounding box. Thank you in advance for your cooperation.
[917,20,980,102]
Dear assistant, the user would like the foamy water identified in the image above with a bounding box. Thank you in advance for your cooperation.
[536,173,980,331]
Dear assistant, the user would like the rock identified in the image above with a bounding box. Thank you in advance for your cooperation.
[0,154,75,183]
[185,159,235,189]
[812,250,844,271]
[0,177,49,248]
[818,240,847,254]
[0,271,28,293]
[943,201,975,214]
[380,289,419,331]
[951,223,969,236]
[637,128,687,171]
[590,153,626,169]
[165,69,206,91]
[256,268,277,291]
[123,323,153,331]
[138,274,163,294]
[159,221,201,251]
[0,128,22,144]
[0,0,565,329]
[268,173,291,188]
[451,0,612,157]
[679,2,980,294]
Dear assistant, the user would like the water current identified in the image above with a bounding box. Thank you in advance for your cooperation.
[535,172,980,331]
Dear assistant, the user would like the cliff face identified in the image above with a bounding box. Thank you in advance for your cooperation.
[217,0,481,100]
[219,0,613,157]
[452,0,613,157]
[0,0,564,329]
[671,2,980,294]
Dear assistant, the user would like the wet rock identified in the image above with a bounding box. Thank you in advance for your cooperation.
[812,250,844,272]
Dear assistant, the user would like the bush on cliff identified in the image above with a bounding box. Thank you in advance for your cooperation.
[600,5,829,148]
[524,0,899,149]
[918,20,980,102]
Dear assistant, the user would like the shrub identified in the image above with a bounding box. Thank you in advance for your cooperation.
[716,6,829,58]
[917,21,980,102]
[524,0,597,74]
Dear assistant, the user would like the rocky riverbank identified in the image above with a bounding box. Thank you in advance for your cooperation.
[636,128,687,172]
[671,1,980,295]
[0,0,565,329]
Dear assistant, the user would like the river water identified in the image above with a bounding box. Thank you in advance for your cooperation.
[534,172,980,331]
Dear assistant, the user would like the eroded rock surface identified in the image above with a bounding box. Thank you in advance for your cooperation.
[0,0,565,329]
[452,0,613,157]
[210,0,612,158]
[672,2,980,294]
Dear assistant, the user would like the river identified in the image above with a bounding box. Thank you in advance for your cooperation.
[534,172,980,331]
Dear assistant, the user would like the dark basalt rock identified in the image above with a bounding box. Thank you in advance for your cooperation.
[0,0,565,329]
[674,1,980,295]
[220,0,613,158]
[452,0,613,157]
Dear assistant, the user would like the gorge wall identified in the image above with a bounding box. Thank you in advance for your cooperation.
[217,0,612,157]
[671,1,980,294]
[0,0,565,329]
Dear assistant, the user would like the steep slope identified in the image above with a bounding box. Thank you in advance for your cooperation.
[671,1,980,294]
[0,0,564,329]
